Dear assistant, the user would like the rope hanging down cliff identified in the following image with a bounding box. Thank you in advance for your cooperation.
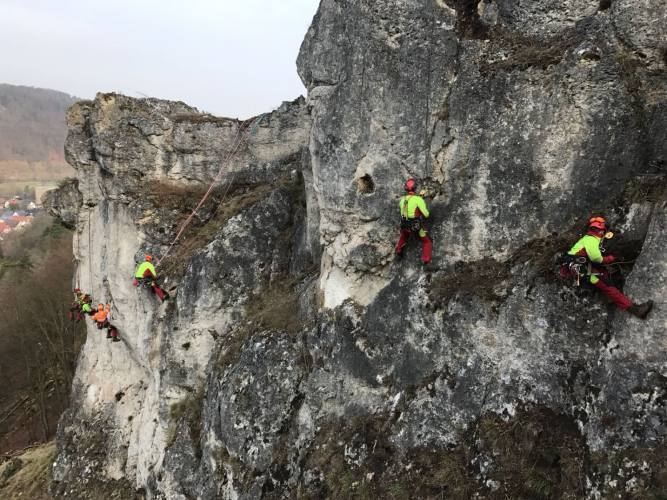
[156,114,265,267]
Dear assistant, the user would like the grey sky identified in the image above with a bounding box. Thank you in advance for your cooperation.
[0,0,319,118]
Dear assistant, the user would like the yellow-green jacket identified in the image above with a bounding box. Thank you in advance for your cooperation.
[568,234,604,284]
[135,261,157,279]
[399,194,429,237]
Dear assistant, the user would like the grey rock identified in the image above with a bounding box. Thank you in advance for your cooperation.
[47,0,667,498]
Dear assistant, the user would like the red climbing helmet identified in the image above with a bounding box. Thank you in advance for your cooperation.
[145,254,153,262]
[588,216,606,231]
[404,178,417,192]
[74,288,81,293]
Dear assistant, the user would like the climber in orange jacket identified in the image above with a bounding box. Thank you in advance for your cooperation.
[562,216,653,319]
[133,254,169,302]
[395,179,432,265]
[92,303,120,341]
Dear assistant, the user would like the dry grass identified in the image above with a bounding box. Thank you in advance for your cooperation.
[0,441,56,499]
[482,32,579,72]
[590,445,667,498]
[217,270,314,370]
[154,182,274,280]
[170,113,234,125]
[298,413,475,499]
[469,408,588,499]
[245,273,304,334]
[170,113,261,130]
[166,386,205,455]
[429,256,511,306]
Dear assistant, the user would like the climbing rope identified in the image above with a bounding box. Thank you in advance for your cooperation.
[74,212,81,289]
[156,114,265,267]
[607,260,636,266]
[87,206,93,293]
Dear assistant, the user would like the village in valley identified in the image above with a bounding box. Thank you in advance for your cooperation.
[0,185,53,236]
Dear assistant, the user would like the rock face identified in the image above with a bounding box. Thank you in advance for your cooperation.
[46,0,666,498]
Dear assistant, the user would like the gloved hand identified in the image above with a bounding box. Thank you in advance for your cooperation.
[602,254,615,264]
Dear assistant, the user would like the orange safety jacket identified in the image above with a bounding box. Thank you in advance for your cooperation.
[93,305,111,323]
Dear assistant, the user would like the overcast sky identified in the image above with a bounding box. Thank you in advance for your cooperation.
[0,0,319,118]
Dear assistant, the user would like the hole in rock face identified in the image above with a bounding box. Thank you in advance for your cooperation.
[356,174,375,194]
[599,0,611,10]
[182,342,191,350]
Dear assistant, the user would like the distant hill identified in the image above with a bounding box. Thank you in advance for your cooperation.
[0,84,78,182]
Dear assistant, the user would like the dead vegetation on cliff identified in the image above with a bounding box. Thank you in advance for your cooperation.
[139,180,277,280]
[166,386,205,458]
[292,407,592,500]
[159,183,275,280]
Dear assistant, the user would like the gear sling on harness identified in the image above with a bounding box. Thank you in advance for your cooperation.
[558,253,592,286]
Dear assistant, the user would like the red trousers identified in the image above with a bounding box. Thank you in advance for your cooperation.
[69,304,82,322]
[152,284,168,301]
[592,277,632,310]
[396,229,432,264]
[97,320,119,339]
[108,324,119,339]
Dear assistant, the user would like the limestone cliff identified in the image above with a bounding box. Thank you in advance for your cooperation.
[45,1,666,498]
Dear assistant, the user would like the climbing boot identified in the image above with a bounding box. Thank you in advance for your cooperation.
[627,300,653,319]
[112,337,121,342]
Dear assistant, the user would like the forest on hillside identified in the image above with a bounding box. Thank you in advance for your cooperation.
[0,217,85,454]
[0,84,77,162]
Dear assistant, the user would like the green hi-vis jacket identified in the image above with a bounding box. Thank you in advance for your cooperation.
[568,234,603,284]
[399,194,430,238]
[82,303,92,314]
[399,194,430,219]
[135,261,157,279]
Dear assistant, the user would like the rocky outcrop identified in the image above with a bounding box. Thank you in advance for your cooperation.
[43,178,81,228]
[46,0,666,498]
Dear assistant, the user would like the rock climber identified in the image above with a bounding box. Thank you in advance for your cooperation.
[68,288,85,322]
[81,295,94,318]
[133,254,169,301]
[561,216,653,319]
[395,178,432,266]
[69,289,94,322]
[92,303,120,342]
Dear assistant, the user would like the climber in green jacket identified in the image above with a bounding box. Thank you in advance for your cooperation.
[81,296,93,316]
[395,179,432,265]
[561,216,653,319]
[133,254,169,301]
[69,289,94,321]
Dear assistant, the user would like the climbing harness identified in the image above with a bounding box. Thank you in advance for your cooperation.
[156,113,266,267]
[400,216,423,233]
[556,253,594,286]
